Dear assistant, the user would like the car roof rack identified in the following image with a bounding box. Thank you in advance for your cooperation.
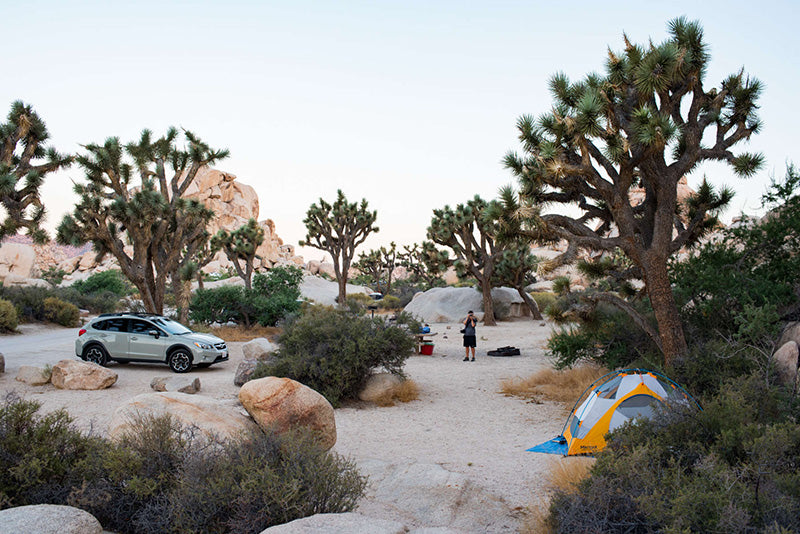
[97,312,164,318]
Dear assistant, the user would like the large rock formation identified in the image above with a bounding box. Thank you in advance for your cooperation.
[402,286,529,323]
[0,242,36,281]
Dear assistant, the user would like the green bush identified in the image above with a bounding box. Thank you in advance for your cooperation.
[547,374,800,533]
[252,306,416,407]
[190,267,303,327]
[72,270,132,297]
[0,397,366,534]
[42,297,80,327]
[530,291,556,315]
[379,294,402,309]
[0,286,118,321]
[0,298,18,332]
[0,395,106,508]
[40,267,67,287]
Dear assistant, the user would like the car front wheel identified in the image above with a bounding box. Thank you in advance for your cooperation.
[83,345,109,366]
[168,349,192,373]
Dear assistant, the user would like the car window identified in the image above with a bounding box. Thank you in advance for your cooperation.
[150,317,191,335]
[104,318,127,332]
[93,320,106,331]
[129,319,153,334]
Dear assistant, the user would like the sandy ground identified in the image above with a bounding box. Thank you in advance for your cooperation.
[0,318,566,514]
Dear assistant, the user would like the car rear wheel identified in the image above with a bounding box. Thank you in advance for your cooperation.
[83,344,109,366]
[168,349,192,373]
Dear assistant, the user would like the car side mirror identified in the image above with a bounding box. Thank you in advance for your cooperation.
[148,330,160,339]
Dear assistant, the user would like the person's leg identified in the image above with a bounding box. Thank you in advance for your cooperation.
[464,342,469,361]
[471,346,476,361]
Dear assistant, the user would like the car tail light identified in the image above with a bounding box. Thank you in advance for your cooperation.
[78,328,86,336]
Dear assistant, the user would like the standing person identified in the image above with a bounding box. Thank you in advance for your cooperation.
[462,310,477,362]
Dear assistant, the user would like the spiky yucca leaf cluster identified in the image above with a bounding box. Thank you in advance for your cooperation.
[0,101,72,243]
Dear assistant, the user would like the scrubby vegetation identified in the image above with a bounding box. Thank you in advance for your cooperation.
[0,396,366,533]
[41,297,80,327]
[251,306,418,407]
[500,364,607,405]
[190,266,303,327]
[371,379,421,407]
[72,269,133,297]
[0,298,17,332]
[0,285,119,322]
[532,168,800,531]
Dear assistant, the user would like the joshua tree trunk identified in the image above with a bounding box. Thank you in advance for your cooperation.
[516,286,543,320]
[642,256,688,366]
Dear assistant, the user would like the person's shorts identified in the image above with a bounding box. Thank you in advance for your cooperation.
[463,335,476,348]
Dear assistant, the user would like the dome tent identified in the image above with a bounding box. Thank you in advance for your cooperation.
[528,369,698,456]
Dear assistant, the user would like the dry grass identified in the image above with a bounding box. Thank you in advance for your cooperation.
[500,364,607,406]
[372,380,421,407]
[520,457,595,534]
[193,324,282,343]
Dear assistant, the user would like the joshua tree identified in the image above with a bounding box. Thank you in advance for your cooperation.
[492,243,543,320]
[427,195,503,326]
[354,241,398,295]
[503,17,763,363]
[301,190,378,305]
[0,101,72,242]
[397,242,450,290]
[57,128,228,314]
[212,218,265,289]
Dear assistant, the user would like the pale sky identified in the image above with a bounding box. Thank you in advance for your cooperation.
[3,0,798,262]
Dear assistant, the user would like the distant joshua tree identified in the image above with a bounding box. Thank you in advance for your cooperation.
[301,190,378,306]
[212,218,265,289]
[0,101,72,242]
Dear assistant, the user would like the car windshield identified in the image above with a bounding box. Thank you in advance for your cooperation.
[150,318,192,335]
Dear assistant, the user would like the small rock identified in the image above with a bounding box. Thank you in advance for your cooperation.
[150,376,201,394]
[15,365,50,385]
[242,337,277,360]
[239,377,337,450]
[51,360,117,390]
[234,359,260,386]
[0,504,102,534]
[359,373,402,403]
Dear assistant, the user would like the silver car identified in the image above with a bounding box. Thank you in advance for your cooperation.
[75,313,228,373]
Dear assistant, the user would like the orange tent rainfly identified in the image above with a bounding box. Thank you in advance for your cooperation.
[527,369,699,456]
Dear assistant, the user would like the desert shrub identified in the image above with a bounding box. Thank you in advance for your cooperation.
[0,285,118,320]
[530,291,557,315]
[0,395,105,508]
[40,267,67,287]
[53,286,119,314]
[546,374,800,533]
[190,267,303,327]
[252,306,416,407]
[72,270,132,297]
[378,294,402,310]
[346,292,373,308]
[0,298,18,332]
[500,364,607,405]
[42,297,80,327]
[546,302,659,370]
[372,379,421,407]
[190,285,244,325]
[0,399,366,533]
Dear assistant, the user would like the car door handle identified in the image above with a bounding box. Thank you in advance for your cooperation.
[131,336,139,340]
